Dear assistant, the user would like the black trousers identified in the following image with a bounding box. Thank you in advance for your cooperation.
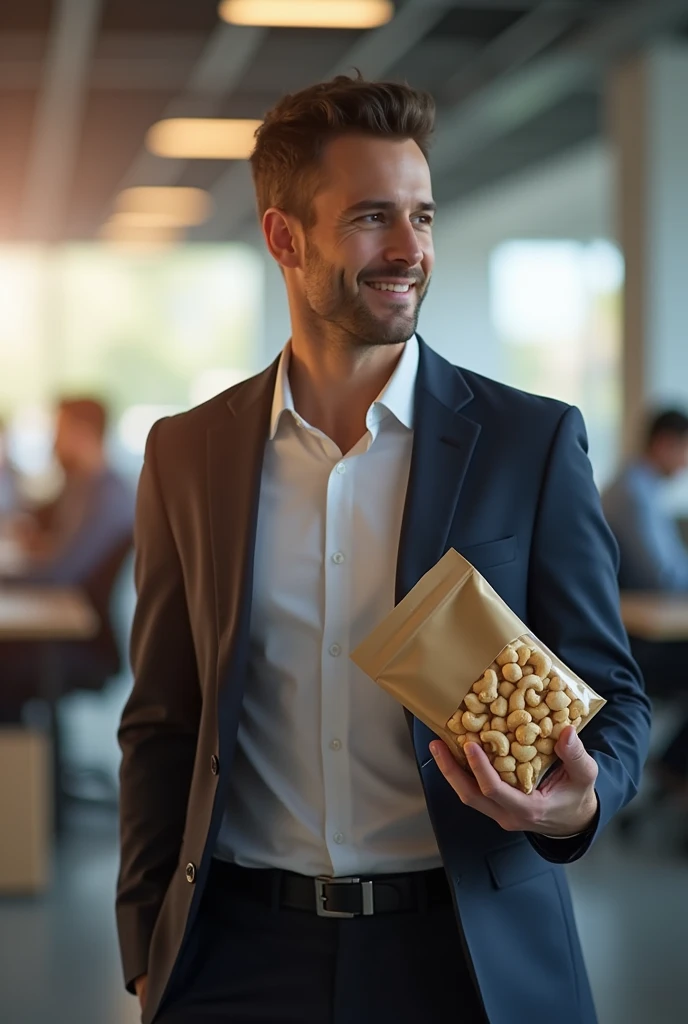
[155,865,484,1024]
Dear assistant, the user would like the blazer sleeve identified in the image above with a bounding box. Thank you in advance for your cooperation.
[116,420,202,991]
[525,405,652,864]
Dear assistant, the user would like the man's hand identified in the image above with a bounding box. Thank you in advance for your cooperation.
[134,974,148,1011]
[430,725,599,837]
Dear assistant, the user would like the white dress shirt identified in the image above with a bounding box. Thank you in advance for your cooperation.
[215,334,441,877]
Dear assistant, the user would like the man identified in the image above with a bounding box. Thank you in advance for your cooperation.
[10,398,134,586]
[0,398,134,720]
[117,77,651,1024]
[602,408,688,592]
[0,416,19,518]
[603,410,688,814]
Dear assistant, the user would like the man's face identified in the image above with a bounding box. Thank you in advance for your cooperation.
[297,134,435,346]
[664,436,688,478]
[53,410,85,473]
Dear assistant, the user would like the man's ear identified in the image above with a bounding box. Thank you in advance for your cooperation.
[263,209,302,271]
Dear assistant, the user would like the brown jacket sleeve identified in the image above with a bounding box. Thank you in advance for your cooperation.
[116,419,202,992]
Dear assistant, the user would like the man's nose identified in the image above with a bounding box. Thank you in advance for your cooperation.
[382,219,424,267]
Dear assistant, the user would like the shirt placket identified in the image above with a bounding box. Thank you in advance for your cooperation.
[320,451,356,876]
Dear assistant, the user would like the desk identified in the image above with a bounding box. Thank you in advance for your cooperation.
[0,586,98,642]
[0,585,99,833]
[620,592,688,642]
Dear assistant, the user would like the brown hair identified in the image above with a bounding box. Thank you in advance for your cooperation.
[250,74,435,226]
[59,398,108,440]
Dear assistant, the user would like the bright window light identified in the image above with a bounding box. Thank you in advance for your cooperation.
[219,0,394,30]
[146,118,262,160]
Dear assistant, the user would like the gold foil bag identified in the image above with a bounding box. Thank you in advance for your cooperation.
[351,548,606,793]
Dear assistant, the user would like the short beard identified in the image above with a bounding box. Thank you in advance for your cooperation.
[303,238,426,348]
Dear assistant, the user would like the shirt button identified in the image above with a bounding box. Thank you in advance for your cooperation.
[185,862,197,884]
[335,462,346,474]
[210,755,219,775]
[332,551,345,564]
[329,739,342,751]
[329,643,342,658]
[333,832,344,845]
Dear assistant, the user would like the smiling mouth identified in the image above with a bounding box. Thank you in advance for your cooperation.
[364,281,417,294]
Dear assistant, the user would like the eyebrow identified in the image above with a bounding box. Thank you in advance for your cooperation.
[343,199,437,215]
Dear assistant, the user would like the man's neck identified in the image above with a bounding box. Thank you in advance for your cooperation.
[287,331,406,455]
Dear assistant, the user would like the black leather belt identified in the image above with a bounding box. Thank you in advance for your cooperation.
[209,860,452,917]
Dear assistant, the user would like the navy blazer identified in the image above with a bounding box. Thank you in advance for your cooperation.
[117,338,651,1024]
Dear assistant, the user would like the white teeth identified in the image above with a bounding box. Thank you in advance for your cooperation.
[368,282,413,292]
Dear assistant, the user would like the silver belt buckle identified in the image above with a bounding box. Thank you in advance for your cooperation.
[315,876,375,917]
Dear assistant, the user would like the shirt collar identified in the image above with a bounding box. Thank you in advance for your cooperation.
[269,334,419,441]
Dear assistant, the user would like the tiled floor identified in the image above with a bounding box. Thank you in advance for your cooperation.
[0,802,686,1024]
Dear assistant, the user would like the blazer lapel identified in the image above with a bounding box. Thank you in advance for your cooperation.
[207,360,278,679]
[396,339,481,603]
[396,340,482,755]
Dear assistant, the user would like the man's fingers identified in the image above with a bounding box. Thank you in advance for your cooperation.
[464,743,538,817]
[554,727,599,785]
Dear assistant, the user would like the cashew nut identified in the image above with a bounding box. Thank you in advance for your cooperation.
[525,688,542,707]
[511,742,537,763]
[521,665,534,676]
[546,690,571,712]
[491,716,508,733]
[480,730,510,757]
[479,682,500,704]
[463,692,486,715]
[500,771,518,787]
[498,681,516,699]
[508,689,527,712]
[447,710,467,734]
[539,715,553,738]
[515,722,541,746]
[550,721,571,741]
[473,668,498,694]
[462,711,489,733]
[516,762,535,794]
[517,674,544,692]
[547,675,565,692]
[552,709,570,724]
[530,754,543,775]
[490,696,508,718]
[501,662,523,684]
[535,737,555,755]
[569,699,587,720]
[528,651,552,678]
[517,645,532,667]
[494,755,516,773]
[570,717,582,730]
[496,645,519,666]
[507,709,532,731]
[530,702,551,721]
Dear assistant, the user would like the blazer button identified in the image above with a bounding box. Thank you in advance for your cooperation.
[210,755,219,775]
[185,862,197,884]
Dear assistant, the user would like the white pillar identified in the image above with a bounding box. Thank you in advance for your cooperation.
[609,46,688,462]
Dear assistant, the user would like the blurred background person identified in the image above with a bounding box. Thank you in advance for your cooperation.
[604,409,688,838]
[8,397,134,586]
[602,409,688,592]
[0,417,19,520]
[0,397,134,723]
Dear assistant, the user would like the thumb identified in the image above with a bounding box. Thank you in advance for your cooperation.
[555,726,598,785]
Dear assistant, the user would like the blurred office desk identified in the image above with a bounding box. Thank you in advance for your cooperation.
[620,592,688,642]
[0,585,98,834]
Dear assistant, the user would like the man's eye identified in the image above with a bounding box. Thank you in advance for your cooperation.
[360,213,383,223]
[414,215,434,225]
